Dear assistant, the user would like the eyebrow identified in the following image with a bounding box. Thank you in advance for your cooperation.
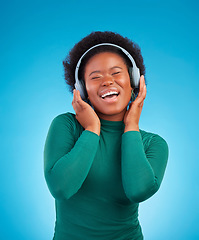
[110,66,123,70]
[89,66,123,77]
[89,70,101,77]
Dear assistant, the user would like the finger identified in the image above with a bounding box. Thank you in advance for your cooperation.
[141,76,147,100]
[72,89,78,107]
[135,76,145,103]
[76,90,82,103]
[137,75,145,98]
[76,90,88,109]
[72,89,82,113]
[72,89,75,106]
[136,92,146,106]
[140,76,146,99]
[72,89,76,103]
[74,89,78,103]
[143,84,147,99]
[72,90,78,113]
[139,77,146,99]
[73,90,88,115]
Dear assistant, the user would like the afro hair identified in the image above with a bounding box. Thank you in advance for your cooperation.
[63,31,145,93]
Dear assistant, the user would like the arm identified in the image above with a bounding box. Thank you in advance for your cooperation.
[44,114,100,200]
[122,76,168,202]
[121,131,168,203]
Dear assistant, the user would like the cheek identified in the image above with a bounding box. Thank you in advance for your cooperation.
[85,80,92,95]
[85,83,98,101]
[117,73,132,89]
[122,79,132,96]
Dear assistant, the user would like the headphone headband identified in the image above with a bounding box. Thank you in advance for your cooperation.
[75,43,140,100]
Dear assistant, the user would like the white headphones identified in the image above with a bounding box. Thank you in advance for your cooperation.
[75,43,140,100]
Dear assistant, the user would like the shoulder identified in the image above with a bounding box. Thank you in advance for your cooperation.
[52,112,76,125]
[50,112,83,135]
[140,129,169,153]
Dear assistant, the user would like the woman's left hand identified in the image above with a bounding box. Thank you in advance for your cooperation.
[123,75,147,132]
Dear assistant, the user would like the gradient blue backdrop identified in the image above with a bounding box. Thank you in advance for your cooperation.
[1,0,199,239]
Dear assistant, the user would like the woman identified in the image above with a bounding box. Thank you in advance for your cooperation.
[44,31,169,240]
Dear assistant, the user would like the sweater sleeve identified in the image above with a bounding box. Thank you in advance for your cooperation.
[44,114,100,200]
[121,131,168,203]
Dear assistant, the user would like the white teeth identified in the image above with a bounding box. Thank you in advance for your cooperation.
[101,91,119,98]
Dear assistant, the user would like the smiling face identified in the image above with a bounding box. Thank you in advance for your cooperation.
[84,52,132,121]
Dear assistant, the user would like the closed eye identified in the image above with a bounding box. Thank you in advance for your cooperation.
[112,71,121,75]
[91,76,101,80]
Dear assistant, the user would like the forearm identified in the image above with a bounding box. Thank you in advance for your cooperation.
[121,131,165,203]
[44,130,99,200]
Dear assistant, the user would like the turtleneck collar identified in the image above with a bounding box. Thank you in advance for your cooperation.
[100,118,125,133]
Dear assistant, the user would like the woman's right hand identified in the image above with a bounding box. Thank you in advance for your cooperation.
[72,89,101,136]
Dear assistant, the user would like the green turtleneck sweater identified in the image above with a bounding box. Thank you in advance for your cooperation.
[44,112,168,240]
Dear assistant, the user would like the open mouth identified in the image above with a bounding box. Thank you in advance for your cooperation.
[101,91,119,99]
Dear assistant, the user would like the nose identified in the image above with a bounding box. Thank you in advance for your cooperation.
[101,75,114,86]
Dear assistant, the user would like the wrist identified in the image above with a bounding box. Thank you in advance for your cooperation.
[124,124,139,133]
[85,123,101,136]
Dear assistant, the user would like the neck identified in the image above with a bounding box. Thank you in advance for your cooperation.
[96,108,127,122]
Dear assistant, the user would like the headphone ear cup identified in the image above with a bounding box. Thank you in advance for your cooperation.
[128,67,135,88]
[128,66,140,93]
[132,66,140,89]
[74,79,87,100]
[128,67,140,99]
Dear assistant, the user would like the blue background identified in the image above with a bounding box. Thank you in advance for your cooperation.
[1,0,199,239]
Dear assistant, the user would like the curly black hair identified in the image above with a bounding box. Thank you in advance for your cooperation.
[63,31,145,93]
